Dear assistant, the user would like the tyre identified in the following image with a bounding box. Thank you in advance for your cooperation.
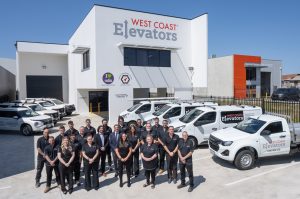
[128,120,137,127]
[21,124,33,136]
[188,136,198,148]
[234,150,255,170]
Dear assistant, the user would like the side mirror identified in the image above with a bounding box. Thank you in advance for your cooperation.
[13,116,19,119]
[261,130,271,136]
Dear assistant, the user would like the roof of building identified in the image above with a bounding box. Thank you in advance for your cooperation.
[282,74,300,81]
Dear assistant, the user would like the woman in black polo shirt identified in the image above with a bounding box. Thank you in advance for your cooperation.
[82,133,99,191]
[127,125,140,177]
[115,133,132,187]
[58,137,75,195]
[141,135,158,189]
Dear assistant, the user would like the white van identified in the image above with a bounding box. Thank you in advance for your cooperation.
[119,100,169,126]
[143,102,218,125]
[171,105,262,146]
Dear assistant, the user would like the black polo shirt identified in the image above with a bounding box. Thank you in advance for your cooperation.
[117,141,132,158]
[54,134,64,147]
[178,138,194,164]
[163,134,179,152]
[140,130,158,143]
[82,143,98,163]
[84,126,96,137]
[158,127,169,140]
[58,146,74,163]
[70,140,81,163]
[64,128,79,137]
[141,143,158,170]
[44,144,59,166]
[37,136,49,158]
[103,125,112,137]
[76,133,87,147]
[136,125,145,138]
[127,133,139,149]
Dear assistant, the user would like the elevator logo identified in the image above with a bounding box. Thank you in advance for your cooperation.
[102,72,114,84]
[113,18,178,41]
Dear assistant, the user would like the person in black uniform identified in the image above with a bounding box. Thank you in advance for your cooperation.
[76,126,87,147]
[109,124,120,177]
[127,125,140,177]
[65,120,79,137]
[95,125,109,177]
[82,134,99,191]
[158,119,169,174]
[55,125,65,147]
[118,116,128,134]
[136,119,145,137]
[162,126,179,184]
[35,128,50,188]
[58,137,75,194]
[140,123,159,145]
[44,136,60,193]
[141,135,158,189]
[115,133,132,187]
[177,131,195,192]
[69,131,82,186]
[84,119,96,137]
[102,119,112,171]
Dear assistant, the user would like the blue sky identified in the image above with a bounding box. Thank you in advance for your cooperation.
[0,0,299,74]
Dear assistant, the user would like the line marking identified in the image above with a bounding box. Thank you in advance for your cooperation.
[0,186,12,190]
[225,161,300,186]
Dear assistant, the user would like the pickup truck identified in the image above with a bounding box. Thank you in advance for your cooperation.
[209,114,300,170]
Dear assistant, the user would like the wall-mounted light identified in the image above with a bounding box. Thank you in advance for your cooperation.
[42,65,46,69]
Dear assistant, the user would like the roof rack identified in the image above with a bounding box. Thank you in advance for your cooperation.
[129,97,178,102]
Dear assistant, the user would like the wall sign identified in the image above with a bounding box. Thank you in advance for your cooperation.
[120,73,131,85]
[102,72,114,84]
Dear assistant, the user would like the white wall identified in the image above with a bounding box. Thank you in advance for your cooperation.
[207,56,234,97]
[261,59,282,94]
[0,58,16,75]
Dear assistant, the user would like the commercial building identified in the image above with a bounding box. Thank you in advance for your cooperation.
[16,5,208,123]
[282,74,300,88]
[0,58,16,102]
[207,54,282,98]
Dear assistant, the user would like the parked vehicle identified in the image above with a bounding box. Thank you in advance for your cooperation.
[271,88,300,101]
[209,114,300,170]
[44,98,76,116]
[144,102,218,125]
[119,100,170,126]
[0,107,53,135]
[172,105,262,146]
[33,99,66,119]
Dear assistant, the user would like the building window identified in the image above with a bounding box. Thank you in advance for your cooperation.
[82,50,90,70]
[246,68,256,81]
[124,47,171,67]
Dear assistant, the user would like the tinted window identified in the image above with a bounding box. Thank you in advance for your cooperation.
[137,104,151,113]
[154,103,167,111]
[180,109,204,124]
[148,49,160,66]
[137,49,148,66]
[82,50,90,70]
[124,47,137,66]
[184,106,198,114]
[235,118,266,134]
[0,111,18,118]
[163,107,181,119]
[263,122,283,134]
[127,103,142,112]
[159,50,171,67]
[221,111,244,124]
[194,112,216,126]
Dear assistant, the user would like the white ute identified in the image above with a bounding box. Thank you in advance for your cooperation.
[172,105,262,146]
[209,114,300,170]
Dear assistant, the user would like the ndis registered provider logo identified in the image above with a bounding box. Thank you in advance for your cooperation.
[113,18,178,41]
[102,72,114,85]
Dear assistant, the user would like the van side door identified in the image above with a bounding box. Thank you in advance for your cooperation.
[193,111,217,142]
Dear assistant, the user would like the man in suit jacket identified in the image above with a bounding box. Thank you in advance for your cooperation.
[95,125,109,177]
[109,124,120,177]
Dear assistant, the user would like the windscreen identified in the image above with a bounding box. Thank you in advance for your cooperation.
[234,118,266,134]
[179,109,204,124]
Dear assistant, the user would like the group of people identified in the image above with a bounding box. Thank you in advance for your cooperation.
[35,117,195,194]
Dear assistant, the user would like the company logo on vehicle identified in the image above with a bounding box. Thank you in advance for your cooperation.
[120,73,131,85]
[221,111,244,124]
[113,18,177,41]
[102,72,114,84]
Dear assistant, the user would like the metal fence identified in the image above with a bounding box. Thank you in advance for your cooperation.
[193,96,300,123]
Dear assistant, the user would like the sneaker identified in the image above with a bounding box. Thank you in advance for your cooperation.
[44,186,50,193]
[177,184,186,189]
[188,186,194,192]
[35,182,40,188]
[158,169,164,174]
[173,179,177,184]
[168,179,172,184]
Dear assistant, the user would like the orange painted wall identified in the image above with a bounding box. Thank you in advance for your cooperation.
[233,55,261,98]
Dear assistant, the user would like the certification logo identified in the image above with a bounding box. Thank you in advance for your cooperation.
[120,73,131,85]
[102,72,114,84]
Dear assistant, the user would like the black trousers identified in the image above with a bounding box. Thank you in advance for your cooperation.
[179,163,194,187]
[59,164,73,191]
[46,165,60,187]
[131,150,139,176]
[112,151,119,173]
[106,146,112,166]
[99,151,106,174]
[159,147,166,170]
[145,169,156,184]
[118,159,131,184]
[35,157,46,182]
[166,154,178,179]
[84,162,99,189]
[73,161,81,181]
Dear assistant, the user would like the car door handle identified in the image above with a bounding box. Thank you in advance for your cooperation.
[280,135,286,138]
[212,128,217,131]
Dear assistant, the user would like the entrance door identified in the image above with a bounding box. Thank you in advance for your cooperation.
[261,72,271,96]
[88,91,109,114]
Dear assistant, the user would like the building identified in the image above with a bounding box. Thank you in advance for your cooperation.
[0,58,16,102]
[207,54,282,98]
[282,74,300,88]
[16,4,208,123]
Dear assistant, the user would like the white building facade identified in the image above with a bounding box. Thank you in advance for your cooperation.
[16,5,208,123]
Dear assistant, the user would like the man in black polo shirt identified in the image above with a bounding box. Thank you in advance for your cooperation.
[136,119,145,138]
[35,128,50,188]
[65,120,79,137]
[177,131,195,192]
[140,123,159,145]
[83,119,96,137]
[55,125,65,147]
[76,126,87,147]
[162,126,179,184]
[44,136,60,193]
[102,119,113,171]
[158,119,169,174]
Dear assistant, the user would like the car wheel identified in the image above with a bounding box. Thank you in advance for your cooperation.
[234,150,255,170]
[188,136,198,148]
[21,124,33,136]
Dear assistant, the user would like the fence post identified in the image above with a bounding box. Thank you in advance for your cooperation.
[261,98,265,114]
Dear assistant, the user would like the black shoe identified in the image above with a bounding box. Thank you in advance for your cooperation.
[168,179,172,184]
[177,184,186,189]
[94,186,99,191]
[120,183,123,188]
[134,175,138,178]
[115,173,119,178]
[151,184,155,189]
[69,189,73,194]
[109,167,113,172]
[85,187,91,192]
[188,186,194,192]
[143,182,150,187]
[35,182,40,188]
[62,190,67,194]
[173,179,177,184]
[127,182,131,187]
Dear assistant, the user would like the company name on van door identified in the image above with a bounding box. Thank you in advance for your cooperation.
[113,18,177,41]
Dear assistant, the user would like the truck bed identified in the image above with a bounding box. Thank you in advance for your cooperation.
[289,123,300,143]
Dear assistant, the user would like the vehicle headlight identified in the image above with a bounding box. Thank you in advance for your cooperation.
[174,125,186,132]
[33,121,43,127]
[221,141,233,146]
